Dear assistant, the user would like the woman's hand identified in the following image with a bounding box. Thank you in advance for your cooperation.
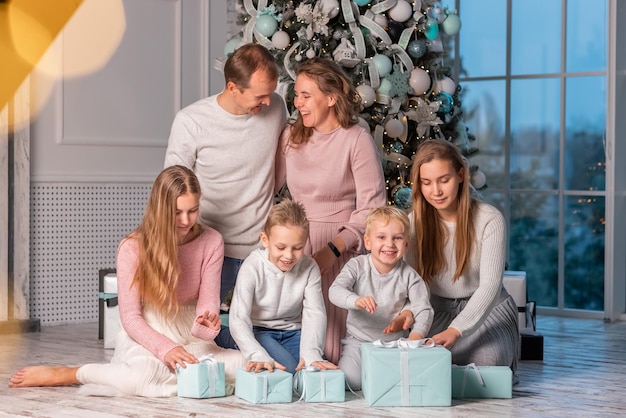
[432,327,461,349]
[313,239,346,275]
[196,310,221,331]
[312,246,338,276]
[246,360,287,373]
[383,310,414,333]
[355,296,377,313]
[164,346,198,371]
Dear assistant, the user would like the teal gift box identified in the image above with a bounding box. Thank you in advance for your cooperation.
[235,368,293,404]
[361,339,451,407]
[452,364,512,399]
[294,368,345,403]
[176,356,226,398]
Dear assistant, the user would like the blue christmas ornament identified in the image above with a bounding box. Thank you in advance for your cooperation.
[434,92,454,113]
[442,13,462,35]
[407,39,427,59]
[355,0,373,6]
[393,187,412,209]
[391,140,404,153]
[372,54,393,77]
[424,17,439,40]
[256,14,278,38]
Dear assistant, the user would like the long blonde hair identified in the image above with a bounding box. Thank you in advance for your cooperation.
[130,165,202,317]
[289,58,361,146]
[409,139,475,285]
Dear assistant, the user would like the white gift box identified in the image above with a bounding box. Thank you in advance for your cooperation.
[98,272,121,349]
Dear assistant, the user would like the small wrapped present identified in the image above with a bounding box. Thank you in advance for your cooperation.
[361,338,451,407]
[177,355,226,398]
[293,367,345,403]
[452,363,512,399]
[235,368,293,404]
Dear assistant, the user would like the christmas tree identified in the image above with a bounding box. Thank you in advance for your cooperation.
[225,0,484,208]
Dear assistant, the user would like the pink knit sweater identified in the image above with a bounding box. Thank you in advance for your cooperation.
[115,227,224,362]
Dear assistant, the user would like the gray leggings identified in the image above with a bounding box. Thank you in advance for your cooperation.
[338,334,365,391]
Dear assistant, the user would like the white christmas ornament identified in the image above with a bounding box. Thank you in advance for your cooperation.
[373,14,388,28]
[319,0,340,19]
[306,48,316,59]
[388,0,413,23]
[271,30,290,49]
[409,67,431,96]
[435,77,456,95]
[333,38,360,68]
[385,118,404,138]
[471,170,487,189]
[356,84,376,107]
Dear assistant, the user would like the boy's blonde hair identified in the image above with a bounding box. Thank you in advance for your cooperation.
[264,199,309,236]
[364,206,410,236]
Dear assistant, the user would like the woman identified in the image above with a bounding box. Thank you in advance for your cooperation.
[8,165,244,396]
[407,138,519,372]
[275,58,386,364]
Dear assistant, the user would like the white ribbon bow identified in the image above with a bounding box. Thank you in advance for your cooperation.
[372,337,435,349]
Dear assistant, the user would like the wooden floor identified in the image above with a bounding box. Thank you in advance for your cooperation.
[1,316,625,417]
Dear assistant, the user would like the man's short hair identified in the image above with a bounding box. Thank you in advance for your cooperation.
[223,43,278,90]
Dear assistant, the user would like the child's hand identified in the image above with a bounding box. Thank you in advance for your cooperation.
[308,360,339,370]
[164,346,198,372]
[383,310,414,334]
[246,360,287,373]
[355,296,377,313]
[196,310,221,331]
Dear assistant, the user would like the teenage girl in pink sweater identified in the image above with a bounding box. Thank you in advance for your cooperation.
[8,166,244,396]
[275,58,386,364]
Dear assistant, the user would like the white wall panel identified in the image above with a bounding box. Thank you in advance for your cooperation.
[60,0,180,147]
[30,0,196,183]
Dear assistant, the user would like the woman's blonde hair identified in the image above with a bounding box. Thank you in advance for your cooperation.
[130,165,202,317]
[409,139,475,285]
[288,58,361,146]
[364,206,410,237]
[264,199,309,237]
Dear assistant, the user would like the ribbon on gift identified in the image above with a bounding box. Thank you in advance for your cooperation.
[262,374,268,403]
[373,338,435,406]
[294,365,326,402]
[197,354,220,398]
[372,337,435,349]
[456,363,485,398]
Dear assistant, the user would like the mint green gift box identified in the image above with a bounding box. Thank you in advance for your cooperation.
[452,364,512,398]
[361,339,451,407]
[235,368,293,404]
[294,368,345,402]
[176,356,225,398]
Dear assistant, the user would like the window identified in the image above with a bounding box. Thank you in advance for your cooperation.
[448,0,608,313]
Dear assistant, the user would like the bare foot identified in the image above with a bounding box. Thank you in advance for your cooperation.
[8,365,80,388]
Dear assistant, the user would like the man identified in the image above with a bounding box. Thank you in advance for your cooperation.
[164,43,287,311]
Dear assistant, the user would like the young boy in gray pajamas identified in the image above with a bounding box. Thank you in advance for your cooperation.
[329,206,433,390]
